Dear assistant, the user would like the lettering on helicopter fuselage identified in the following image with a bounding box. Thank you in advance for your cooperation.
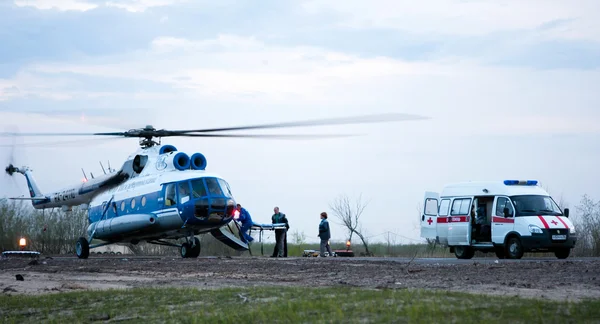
[52,188,77,203]
[112,178,158,193]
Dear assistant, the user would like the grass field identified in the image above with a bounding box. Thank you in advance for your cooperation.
[2,287,599,323]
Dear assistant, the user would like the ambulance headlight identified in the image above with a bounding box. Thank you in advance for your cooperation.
[570,226,576,234]
[528,225,543,234]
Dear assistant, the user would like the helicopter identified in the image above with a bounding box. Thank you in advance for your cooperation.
[1,112,428,259]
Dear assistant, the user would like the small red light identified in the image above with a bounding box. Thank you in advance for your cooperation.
[233,210,240,220]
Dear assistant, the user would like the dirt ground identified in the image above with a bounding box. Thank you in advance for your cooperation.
[2,255,600,302]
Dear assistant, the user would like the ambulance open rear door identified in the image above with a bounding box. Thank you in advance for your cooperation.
[420,191,439,240]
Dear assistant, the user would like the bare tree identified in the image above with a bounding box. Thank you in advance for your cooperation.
[329,193,371,256]
[574,194,600,256]
[290,229,307,245]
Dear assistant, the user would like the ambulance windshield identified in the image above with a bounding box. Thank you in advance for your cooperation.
[510,195,563,216]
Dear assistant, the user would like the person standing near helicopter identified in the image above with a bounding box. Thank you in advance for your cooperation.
[318,212,333,257]
[271,206,289,257]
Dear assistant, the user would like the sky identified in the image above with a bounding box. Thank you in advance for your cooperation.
[1,0,599,246]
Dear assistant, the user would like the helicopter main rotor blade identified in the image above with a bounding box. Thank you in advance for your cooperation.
[170,112,429,134]
[0,112,429,138]
[177,133,360,139]
[0,131,123,137]
[0,136,126,148]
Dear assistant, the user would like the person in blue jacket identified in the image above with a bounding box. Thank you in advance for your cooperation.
[318,212,333,257]
[236,204,254,243]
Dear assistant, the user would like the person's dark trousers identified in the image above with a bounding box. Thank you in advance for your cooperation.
[283,232,288,257]
[272,229,286,257]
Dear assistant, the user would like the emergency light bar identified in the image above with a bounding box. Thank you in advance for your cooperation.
[503,180,538,186]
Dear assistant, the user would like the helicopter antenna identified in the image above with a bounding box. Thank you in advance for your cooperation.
[81,168,88,181]
[99,161,106,174]
[90,172,95,179]
[107,160,112,173]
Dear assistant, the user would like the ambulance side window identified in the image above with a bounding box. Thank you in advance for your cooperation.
[451,198,471,215]
[425,198,438,216]
[439,199,450,216]
[495,197,514,217]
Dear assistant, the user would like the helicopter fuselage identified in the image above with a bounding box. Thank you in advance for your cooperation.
[86,169,238,244]
[7,143,249,257]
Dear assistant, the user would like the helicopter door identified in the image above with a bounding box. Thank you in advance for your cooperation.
[177,181,194,217]
[163,183,177,208]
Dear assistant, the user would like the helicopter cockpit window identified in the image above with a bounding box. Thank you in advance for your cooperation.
[164,183,176,206]
[205,178,223,196]
[217,179,233,198]
[191,179,207,198]
[178,181,191,204]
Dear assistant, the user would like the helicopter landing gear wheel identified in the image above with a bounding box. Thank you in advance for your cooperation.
[190,237,201,258]
[76,237,89,259]
[181,237,201,258]
[180,243,190,258]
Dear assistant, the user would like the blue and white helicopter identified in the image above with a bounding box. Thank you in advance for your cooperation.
[3,113,427,258]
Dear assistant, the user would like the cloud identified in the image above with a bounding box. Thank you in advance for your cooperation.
[300,0,600,42]
[13,0,98,11]
[4,1,599,72]
[16,34,449,105]
[2,33,598,139]
[12,0,186,12]
[104,0,187,13]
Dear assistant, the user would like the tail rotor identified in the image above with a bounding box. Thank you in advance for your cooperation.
[2,125,26,194]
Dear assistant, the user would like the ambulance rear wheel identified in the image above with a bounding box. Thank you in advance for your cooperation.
[454,246,475,259]
[505,237,524,259]
[554,248,570,259]
[494,247,505,259]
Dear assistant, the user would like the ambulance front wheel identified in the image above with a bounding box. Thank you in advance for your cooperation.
[505,237,524,259]
[454,246,475,259]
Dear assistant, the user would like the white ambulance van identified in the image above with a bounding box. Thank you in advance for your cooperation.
[420,180,576,259]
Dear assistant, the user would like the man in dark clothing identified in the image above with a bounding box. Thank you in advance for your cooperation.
[271,206,289,257]
[236,204,254,243]
[318,211,333,257]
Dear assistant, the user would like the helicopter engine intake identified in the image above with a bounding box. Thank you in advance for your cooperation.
[159,144,177,155]
[190,153,207,170]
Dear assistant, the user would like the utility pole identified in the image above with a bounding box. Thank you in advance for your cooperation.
[387,232,390,256]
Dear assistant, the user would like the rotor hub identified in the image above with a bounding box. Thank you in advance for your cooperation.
[5,164,16,176]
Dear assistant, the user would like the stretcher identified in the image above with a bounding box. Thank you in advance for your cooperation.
[247,222,288,256]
